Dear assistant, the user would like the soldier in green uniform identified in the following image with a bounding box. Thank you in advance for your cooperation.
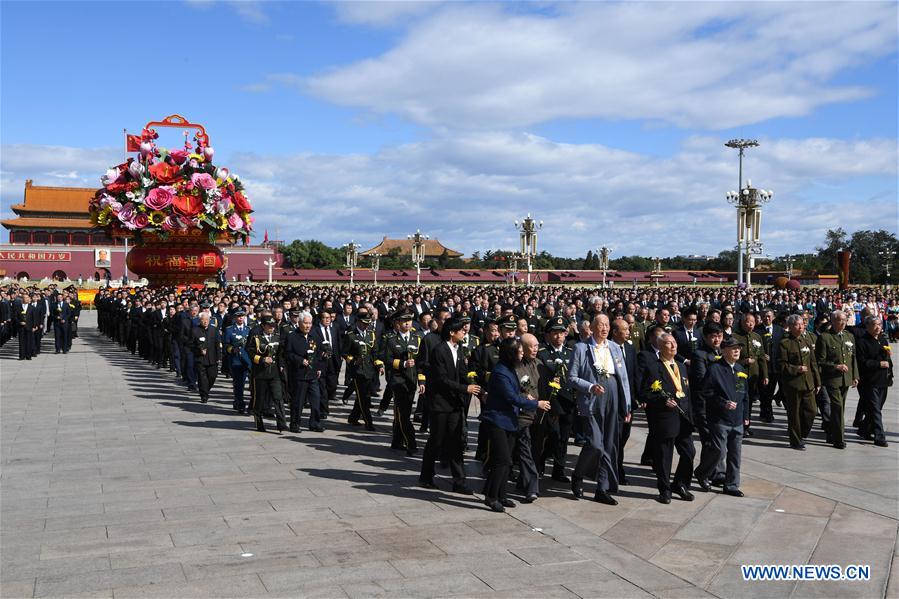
[779,314,821,450]
[731,313,768,436]
[625,314,644,353]
[342,306,385,431]
[381,308,425,455]
[815,310,859,449]
[248,315,288,433]
[535,315,575,482]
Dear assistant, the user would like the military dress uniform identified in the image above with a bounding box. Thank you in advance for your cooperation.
[248,318,288,433]
[223,312,252,413]
[815,330,859,448]
[731,325,768,434]
[381,313,425,454]
[341,312,384,431]
[535,316,575,481]
[779,333,821,449]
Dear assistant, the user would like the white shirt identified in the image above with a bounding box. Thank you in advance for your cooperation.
[592,340,616,375]
[447,341,459,365]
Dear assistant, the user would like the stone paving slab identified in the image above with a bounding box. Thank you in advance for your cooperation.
[1,313,897,598]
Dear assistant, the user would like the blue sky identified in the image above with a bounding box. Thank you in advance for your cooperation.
[1,1,896,258]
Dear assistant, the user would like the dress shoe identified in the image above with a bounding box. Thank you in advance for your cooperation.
[310,426,325,432]
[364,424,376,432]
[452,484,474,495]
[594,491,618,506]
[347,419,361,426]
[744,428,754,438]
[673,485,695,502]
[874,439,889,447]
[200,397,208,404]
[697,478,712,492]
[375,410,383,418]
[833,442,846,449]
[418,479,437,489]
[571,478,584,500]
[255,423,266,433]
[485,500,505,513]
[522,493,538,504]
[657,491,672,504]
[790,443,806,451]
[289,426,300,433]
[500,498,517,508]
[551,473,571,484]
[723,488,744,498]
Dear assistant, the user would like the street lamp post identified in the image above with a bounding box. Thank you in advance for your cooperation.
[344,241,360,286]
[879,249,897,286]
[726,139,761,286]
[784,254,795,279]
[726,176,773,289]
[370,252,381,286]
[649,257,664,287]
[263,257,276,284]
[598,246,611,288]
[407,230,429,286]
[514,213,543,286]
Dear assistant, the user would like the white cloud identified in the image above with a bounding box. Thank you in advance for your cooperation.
[330,0,440,27]
[3,134,893,257]
[296,2,896,130]
[185,0,269,24]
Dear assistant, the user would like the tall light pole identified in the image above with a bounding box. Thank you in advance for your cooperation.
[650,256,664,287]
[514,213,543,286]
[879,249,897,286]
[725,139,759,286]
[598,246,611,288]
[263,257,276,284]
[344,240,360,286]
[407,230,429,286]
[726,177,773,288]
[370,252,381,286]
[784,254,795,279]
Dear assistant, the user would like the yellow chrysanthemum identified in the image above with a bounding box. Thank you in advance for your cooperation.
[736,372,748,379]
[548,381,561,390]
[148,211,166,226]
[650,380,663,392]
[466,371,477,379]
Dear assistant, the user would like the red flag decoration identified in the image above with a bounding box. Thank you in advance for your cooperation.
[125,133,142,152]
[263,230,269,243]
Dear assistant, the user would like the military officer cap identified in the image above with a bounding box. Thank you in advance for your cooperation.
[456,311,472,324]
[545,315,569,332]
[289,308,302,317]
[720,337,740,349]
[233,308,247,316]
[496,314,518,330]
[261,315,276,326]
[393,307,414,321]
[356,307,373,323]
[200,300,212,309]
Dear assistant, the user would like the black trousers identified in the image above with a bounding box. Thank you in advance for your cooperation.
[858,385,887,443]
[420,410,465,485]
[482,422,514,501]
[651,422,695,493]
[291,377,321,430]
[196,362,218,401]
[53,321,70,352]
[251,376,286,429]
[617,417,631,480]
[759,377,777,419]
[231,364,248,411]
[391,380,417,450]
[18,327,33,359]
[319,368,337,416]
[348,374,374,426]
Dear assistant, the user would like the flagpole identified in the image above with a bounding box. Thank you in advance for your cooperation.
[123,128,127,160]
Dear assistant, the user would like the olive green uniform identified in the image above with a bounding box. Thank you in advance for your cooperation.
[815,331,859,446]
[779,334,821,447]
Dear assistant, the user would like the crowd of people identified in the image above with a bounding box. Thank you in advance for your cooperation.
[1,284,82,358]
[15,281,895,511]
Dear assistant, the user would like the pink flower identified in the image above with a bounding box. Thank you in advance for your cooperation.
[227,213,244,231]
[191,172,216,190]
[117,203,135,224]
[163,215,187,231]
[145,186,175,210]
[132,213,150,229]
[169,149,189,165]
[101,168,123,187]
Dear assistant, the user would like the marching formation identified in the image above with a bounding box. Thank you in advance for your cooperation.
[68,282,897,510]
[1,284,82,359]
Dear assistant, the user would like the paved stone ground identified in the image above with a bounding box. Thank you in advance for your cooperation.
[2,312,897,598]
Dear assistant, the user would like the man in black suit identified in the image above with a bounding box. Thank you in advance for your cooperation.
[52,291,74,354]
[690,322,725,486]
[755,308,784,422]
[609,317,637,484]
[191,312,220,403]
[285,311,324,432]
[636,325,665,465]
[18,294,38,360]
[311,309,340,419]
[855,316,893,447]
[673,309,700,365]
[418,316,481,494]
[695,337,750,496]
[640,333,695,504]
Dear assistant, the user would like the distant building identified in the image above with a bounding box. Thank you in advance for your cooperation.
[361,235,463,258]
[0,181,280,282]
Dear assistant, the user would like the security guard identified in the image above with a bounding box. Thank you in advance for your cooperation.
[223,309,252,414]
[381,308,426,454]
[535,315,575,482]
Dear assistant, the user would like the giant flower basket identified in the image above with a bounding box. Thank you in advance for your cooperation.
[89,115,254,285]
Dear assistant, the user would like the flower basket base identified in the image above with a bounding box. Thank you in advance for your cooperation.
[126,231,225,286]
